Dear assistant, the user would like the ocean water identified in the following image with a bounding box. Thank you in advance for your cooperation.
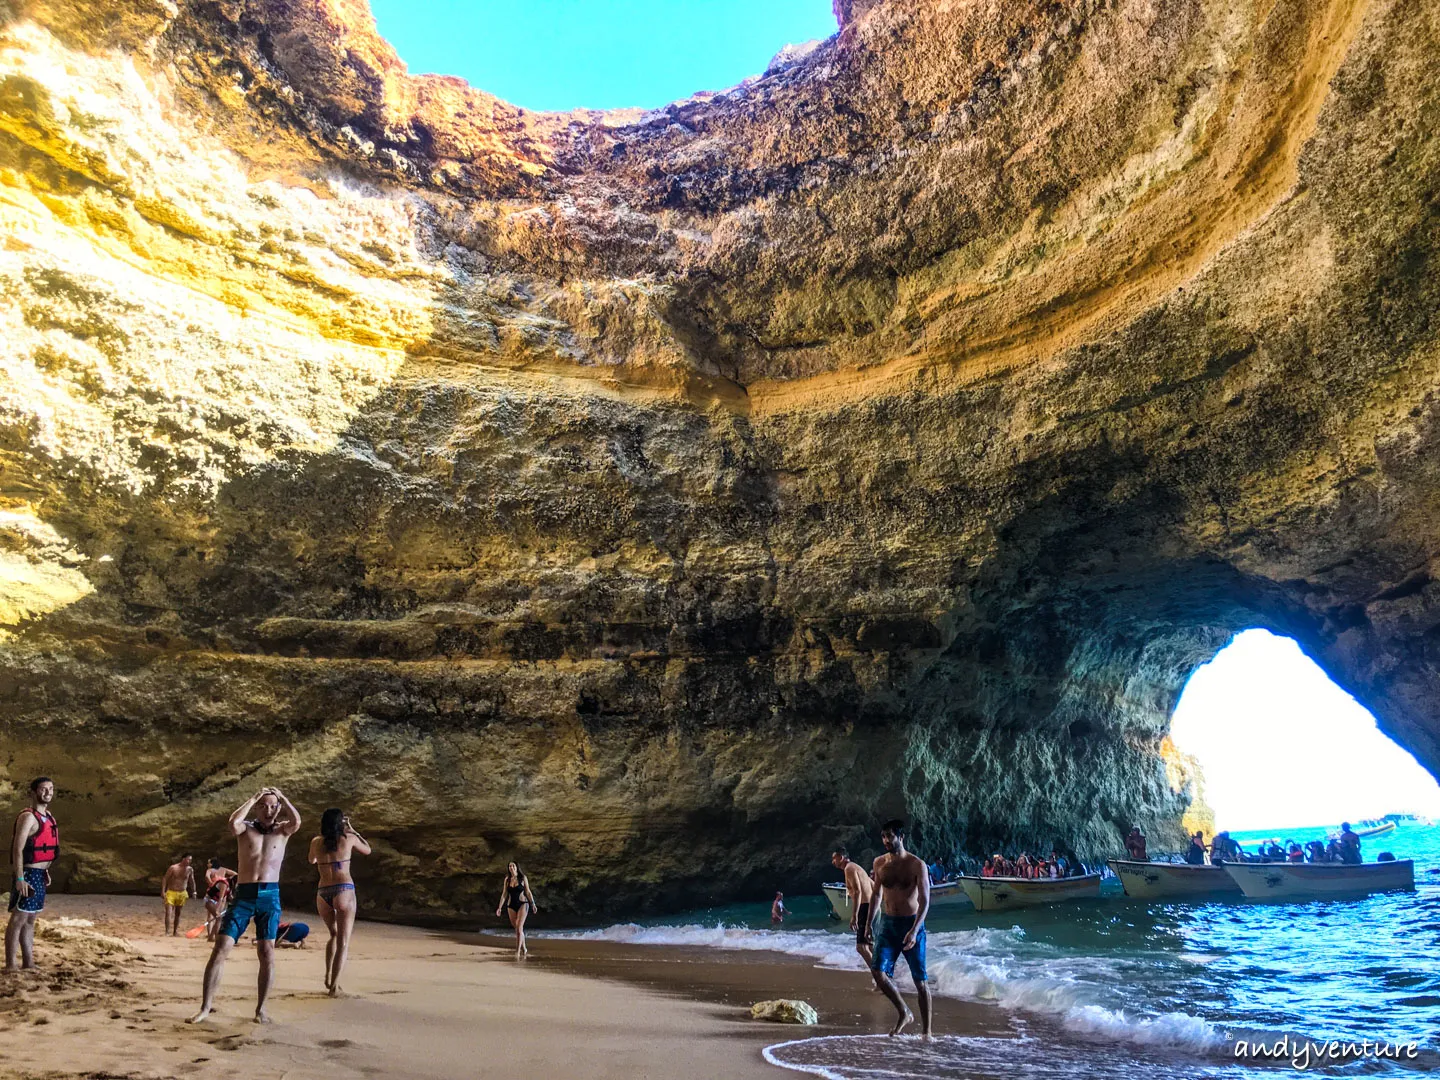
[554,822,1440,1078]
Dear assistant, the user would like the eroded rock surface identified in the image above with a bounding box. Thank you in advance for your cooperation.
[1,0,1437,920]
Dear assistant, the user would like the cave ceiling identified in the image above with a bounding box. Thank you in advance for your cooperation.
[0,0,1437,918]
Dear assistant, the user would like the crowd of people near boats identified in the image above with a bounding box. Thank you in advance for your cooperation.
[977,851,1084,879]
[1122,822,1372,866]
[917,843,1091,883]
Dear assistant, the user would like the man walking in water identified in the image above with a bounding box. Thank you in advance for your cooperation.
[161,855,197,936]
[6,777,59,973]
[869,819,932,1037]
[831,846,875,966]
[189,788,301,1024]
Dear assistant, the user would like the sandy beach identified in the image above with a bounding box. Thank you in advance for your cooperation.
[0,895,1002,1080]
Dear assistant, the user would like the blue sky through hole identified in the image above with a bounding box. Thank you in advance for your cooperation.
[367,1,839,112]
[1169,629,1440,831]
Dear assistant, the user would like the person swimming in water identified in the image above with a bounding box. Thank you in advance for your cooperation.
[495,862,537,958]
[308,808,370,996]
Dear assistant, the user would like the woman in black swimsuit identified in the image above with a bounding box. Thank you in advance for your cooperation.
[494,861,537,958]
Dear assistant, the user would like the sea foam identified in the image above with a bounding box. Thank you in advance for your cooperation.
[547,921,1226,1052]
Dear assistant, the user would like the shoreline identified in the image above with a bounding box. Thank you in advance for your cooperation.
[1,894,996,1080]
[489,931,1014,1041]
[7,892,1438,1079]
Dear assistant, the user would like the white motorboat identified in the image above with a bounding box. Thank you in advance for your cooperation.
[1108,859,1243,900]
[1222,859,1414,900]
[821,879,970,921]
[1327,819,1397,840]
[955,872,1101,911]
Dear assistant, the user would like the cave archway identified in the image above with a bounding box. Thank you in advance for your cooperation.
[1170,629,1440,835]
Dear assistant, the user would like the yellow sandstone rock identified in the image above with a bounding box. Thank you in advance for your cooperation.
[750,999,819,1025]
[0,0,1437,920]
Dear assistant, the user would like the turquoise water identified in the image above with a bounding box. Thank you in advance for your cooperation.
[557,822,1440,1077]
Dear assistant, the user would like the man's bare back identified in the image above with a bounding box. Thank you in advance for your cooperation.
[844,859,875,906]
[872,851,926,915]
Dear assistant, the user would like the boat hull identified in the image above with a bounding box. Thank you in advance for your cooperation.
[1353,822,1397,838]
[1222,860,1414,900]
[1108,859,1242,900]
[956,873,1101,911]
[821,880,970,921]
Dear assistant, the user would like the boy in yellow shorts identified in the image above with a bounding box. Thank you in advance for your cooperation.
[161,855,197,936]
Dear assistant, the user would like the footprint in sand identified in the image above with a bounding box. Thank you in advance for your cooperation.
[319,1038,354,1049]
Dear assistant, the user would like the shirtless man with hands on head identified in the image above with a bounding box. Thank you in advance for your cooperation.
[189,787,301,1024]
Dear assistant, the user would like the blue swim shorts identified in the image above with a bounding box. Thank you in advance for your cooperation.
[219,882,281,942]
[7,867,47,913]
[870,913,927,983]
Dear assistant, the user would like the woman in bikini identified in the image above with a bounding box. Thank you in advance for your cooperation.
[494,861,537,958]
[308,808,371,995]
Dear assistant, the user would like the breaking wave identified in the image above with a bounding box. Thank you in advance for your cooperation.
[547,921,1225,1052]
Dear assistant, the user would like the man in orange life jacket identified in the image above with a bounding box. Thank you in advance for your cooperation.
[6,777,59,972]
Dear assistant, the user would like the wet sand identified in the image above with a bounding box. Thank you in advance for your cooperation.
[0,895,999,1080]
[506,931,1013,1041]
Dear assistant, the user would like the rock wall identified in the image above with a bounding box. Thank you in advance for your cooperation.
[1,0,1437,920]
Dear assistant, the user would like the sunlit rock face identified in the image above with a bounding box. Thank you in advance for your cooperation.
[1,0,1437,920]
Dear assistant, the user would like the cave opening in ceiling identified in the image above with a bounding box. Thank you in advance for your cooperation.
[366,0,839,111]
[1169,630,1440,834]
